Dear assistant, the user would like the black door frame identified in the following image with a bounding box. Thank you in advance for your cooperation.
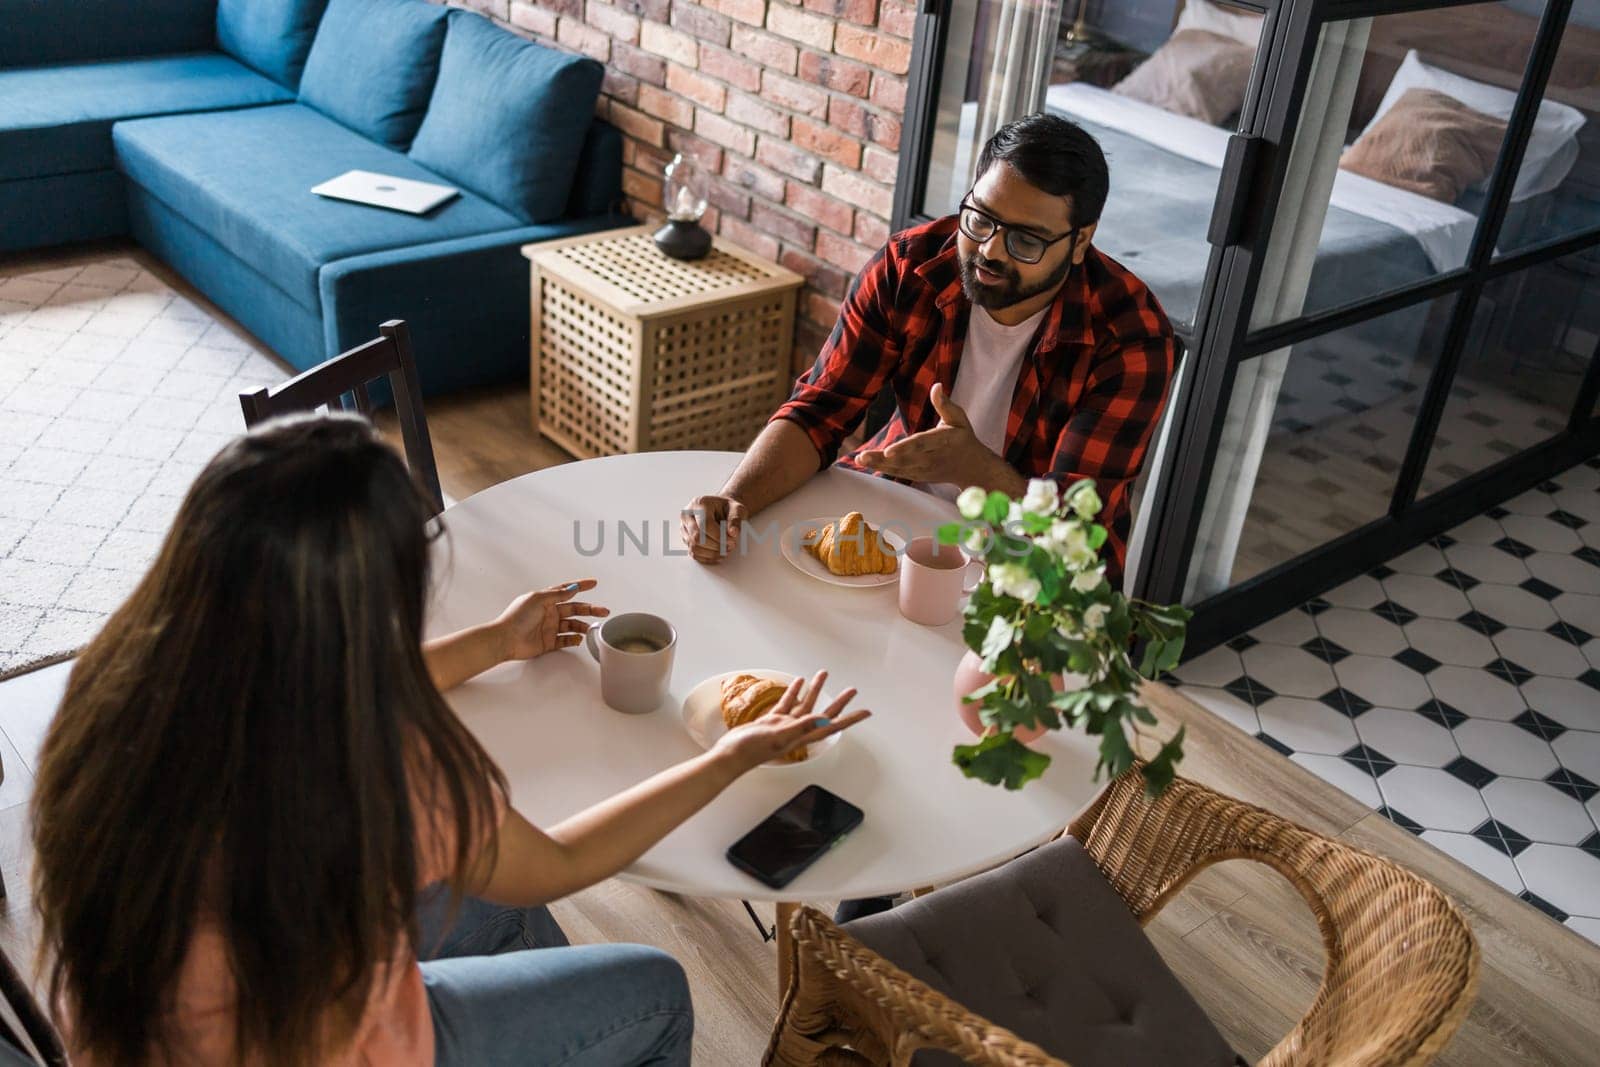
[893,0,1600,654]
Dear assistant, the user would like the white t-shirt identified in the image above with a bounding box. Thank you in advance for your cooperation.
[928,305,1048,501]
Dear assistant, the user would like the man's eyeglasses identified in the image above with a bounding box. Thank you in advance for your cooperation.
[957,199,1077,265]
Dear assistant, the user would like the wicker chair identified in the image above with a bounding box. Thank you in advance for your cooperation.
[765,767,1479,1067]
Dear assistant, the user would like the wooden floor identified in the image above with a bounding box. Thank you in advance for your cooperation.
[4,242,1599,1064]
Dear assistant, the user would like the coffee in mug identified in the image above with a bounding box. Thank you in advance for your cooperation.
[585,613,677,714]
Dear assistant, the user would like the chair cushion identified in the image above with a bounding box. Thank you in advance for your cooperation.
[408,10,603,224]
[843,837,1239,1067]
[298,0,447,149]
[216,0,331,90]
[113,104,523,310]
[0,53,294,183]
[0,0,215,69]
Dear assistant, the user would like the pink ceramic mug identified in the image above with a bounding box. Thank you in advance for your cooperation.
[898,536,983,626]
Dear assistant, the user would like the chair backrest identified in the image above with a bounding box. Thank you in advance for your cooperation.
[0,940,65,1067]
[239,320,444,516]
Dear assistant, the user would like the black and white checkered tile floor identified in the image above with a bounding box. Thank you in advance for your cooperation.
[1169,455,1600,946]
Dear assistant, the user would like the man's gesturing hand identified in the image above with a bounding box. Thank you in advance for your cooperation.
[681,493,748,565]
[858,383,995,485]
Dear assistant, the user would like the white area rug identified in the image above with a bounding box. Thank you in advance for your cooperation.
[0,253,288,679]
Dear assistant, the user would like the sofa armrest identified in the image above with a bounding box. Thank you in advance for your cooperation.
[566,120,625,220]
[318,216,630,396]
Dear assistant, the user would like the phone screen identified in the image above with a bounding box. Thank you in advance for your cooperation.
[726,785,864,890]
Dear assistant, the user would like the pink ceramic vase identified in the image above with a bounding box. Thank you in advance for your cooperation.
[952,648,1061,746]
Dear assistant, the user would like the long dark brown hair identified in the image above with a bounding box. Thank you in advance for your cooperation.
[32,413,505,1065]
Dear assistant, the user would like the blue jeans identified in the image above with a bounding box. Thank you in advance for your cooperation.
[417,888,694,1066]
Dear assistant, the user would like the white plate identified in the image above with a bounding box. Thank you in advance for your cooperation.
[680,669,843,770]
[781,516,905,588]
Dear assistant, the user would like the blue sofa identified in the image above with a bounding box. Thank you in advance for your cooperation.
[1,0,627,395]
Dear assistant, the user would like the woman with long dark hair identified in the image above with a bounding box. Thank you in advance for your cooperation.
[32,413,867,1066]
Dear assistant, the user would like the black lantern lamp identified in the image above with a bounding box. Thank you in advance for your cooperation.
[652,153,712,260]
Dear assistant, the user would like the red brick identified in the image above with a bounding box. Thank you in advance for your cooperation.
[623,166,664,205]
[640,21,698,67]
[720,215,781,261]
[608,101,666,146]
[862,145,898,184]
[726,93,790,137]
[751,201,817,248]
[797,50,871,97]
[602,68,641,106]
[558,17,611,60]
[785,181,853,235]
[755,138,822,183]
[637,84,694,128]
[459,0,511,19]
[804,291,842,331]
[730,26,798,76]
[700,203,722,231]
[794,317,830,365]
[821,163,891,216]
[802,0,877,26]
[666,63,726,111]
[696,108,756,156]
[878,0,916,38]
[854,210,889,248]
[587,2,641,43]
[704,178,752,219]
[509,1,556,36]
[829,97,899,149]
[698,46,763,91]
[707,0,765,25]
[816,229,872,274]
[614,0,670,20]
[761,71,828,118]
[666,128,725,173]
[780,248,852,298]
[766,3,834,51]
[671,2,731,46]
[634,141,674,173]
[621,139,636,166]
[611,41,667,85]
[542,0,583,16]
[723,156,787,201]
[834,25,912,75]
[869,72,907,112]
[792,117,861,169]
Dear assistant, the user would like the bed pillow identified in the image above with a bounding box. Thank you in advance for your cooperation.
[1174,0,1263,48]
[1364,50,1586,200]
[1340,88,1508,203]
[1112,29,1255,125]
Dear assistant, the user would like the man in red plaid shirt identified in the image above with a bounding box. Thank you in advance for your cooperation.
[682,113,1176,588]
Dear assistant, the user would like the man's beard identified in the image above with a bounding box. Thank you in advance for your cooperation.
[959,250,1073,309]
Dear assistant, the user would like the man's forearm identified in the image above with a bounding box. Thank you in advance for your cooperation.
[969,452,1028,499]
[721,418,825,513]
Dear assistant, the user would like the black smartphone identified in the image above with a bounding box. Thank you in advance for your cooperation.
[726,785,865,890]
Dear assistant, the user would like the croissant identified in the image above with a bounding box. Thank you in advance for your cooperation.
[720,673,806,762]
[803,511,898,576]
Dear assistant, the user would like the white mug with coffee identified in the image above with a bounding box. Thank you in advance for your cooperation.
[898,536,983,626]
[586,612,677,714]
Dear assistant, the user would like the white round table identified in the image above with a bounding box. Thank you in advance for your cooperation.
[428,451,1106,904]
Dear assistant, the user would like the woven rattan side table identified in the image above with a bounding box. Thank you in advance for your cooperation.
[522,226,804,458]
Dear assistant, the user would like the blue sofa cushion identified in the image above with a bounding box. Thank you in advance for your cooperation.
[408,11,602,224]
[0,54,294,183]
[0,0,216,69]
[217,0,331,90]
[113,104,523,310]
[298,0,447,149]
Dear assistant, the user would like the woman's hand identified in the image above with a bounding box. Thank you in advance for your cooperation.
[494,578,609,661]
[711,671,871,774]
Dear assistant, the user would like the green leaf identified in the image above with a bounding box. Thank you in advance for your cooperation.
[981,615,1016,661]
[1037,567,1061,607]
[1096,722,1136,782]
[981,491,1011,525]
[959,678,1003,705]
[1021,510,1053,535]
[1139,638,1163,679]
[936,522,964,546]
[1140,726,1186,797]
[953,732,1053,790]
[1156,637,1184,674]
[1087,523,1108,551]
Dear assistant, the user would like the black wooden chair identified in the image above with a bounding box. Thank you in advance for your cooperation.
[238,320,444,515]
[0,941,65,1066]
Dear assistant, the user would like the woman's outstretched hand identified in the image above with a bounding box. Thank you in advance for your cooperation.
[495,578,609,661]
[711,670,871,773]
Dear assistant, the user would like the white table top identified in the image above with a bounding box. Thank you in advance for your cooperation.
[428,451,1106,902]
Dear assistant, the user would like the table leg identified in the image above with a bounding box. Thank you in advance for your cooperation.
[775,900,797,1002]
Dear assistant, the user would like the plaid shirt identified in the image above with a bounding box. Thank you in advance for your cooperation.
[772,215,1176,585]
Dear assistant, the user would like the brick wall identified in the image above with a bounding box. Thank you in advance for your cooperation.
[447,0,914,371]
